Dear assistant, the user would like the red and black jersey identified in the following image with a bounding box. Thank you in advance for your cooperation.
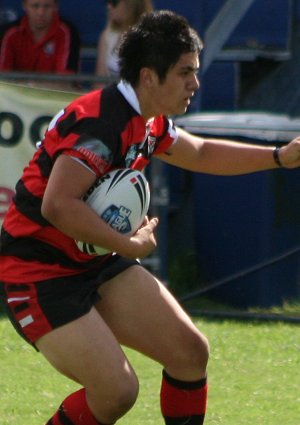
[0,14,80,73]
[0,82,178,282]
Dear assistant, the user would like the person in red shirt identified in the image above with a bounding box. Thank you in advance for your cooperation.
[0,0,80,74]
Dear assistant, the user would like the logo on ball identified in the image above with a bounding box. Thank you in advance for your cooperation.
[102,205,132,233]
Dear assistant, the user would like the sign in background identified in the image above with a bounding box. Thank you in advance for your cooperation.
[0,82,77,223]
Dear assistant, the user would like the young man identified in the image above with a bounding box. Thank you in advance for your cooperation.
[0,0,80,73]
[1,10,300,425]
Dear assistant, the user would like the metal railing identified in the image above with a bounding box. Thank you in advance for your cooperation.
[0,71,114,86]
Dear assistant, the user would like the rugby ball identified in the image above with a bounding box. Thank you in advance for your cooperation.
[76,168,150,255]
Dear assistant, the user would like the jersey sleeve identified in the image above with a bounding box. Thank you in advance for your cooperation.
[42,92,117,177]
[152,116,178,155]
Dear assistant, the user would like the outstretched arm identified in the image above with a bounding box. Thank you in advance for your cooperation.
[157,127,300,175]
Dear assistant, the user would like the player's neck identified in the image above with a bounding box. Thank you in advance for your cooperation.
[135,86,159,122]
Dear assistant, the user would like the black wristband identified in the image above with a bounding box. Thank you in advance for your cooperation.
[273,146,283,167]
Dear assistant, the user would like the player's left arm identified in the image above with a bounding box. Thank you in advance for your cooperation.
[157,127,300,175]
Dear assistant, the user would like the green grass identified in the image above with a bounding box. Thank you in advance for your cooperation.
[1,315,300,425]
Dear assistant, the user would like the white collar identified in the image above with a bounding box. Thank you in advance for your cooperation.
[117,80,141,115]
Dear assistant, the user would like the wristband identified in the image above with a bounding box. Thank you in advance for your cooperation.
[273,146,283,167]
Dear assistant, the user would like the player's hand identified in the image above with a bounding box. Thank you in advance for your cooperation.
[126,216,159,259]
[279,137,300,168]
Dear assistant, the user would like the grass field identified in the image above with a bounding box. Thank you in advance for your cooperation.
[0,314,299,425]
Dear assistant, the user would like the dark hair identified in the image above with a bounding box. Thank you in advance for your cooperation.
[118,10,203,86]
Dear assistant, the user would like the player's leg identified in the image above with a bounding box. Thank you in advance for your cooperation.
[96,264,209,424]
[36,307,139,425]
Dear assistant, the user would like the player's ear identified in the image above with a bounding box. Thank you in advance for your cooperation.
[140,67,158,87]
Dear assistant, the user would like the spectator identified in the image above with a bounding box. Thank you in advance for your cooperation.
[95,0,153,79]
[0,0,80,88]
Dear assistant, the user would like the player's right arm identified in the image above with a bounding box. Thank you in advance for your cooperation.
[41,154,158,259]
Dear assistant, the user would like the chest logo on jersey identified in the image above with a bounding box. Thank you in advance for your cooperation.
[125,135,158,168]
[148,136,157,154]
[44,42,55,56]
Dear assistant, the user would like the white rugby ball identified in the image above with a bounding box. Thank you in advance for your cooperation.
[76,168,150,255]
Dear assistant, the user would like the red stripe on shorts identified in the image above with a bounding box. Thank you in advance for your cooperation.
[4,282,53,343]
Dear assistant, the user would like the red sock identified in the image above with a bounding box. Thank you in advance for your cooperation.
[45,388,107,425]
[160,370,208,425]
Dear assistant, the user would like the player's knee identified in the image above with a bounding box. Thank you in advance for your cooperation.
[172,330,210,375]
[113,373,139,416]
[194,331,210,369]
[93,371,139,422]
[186,330,209,366]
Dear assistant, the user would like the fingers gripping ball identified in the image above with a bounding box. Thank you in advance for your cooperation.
[76,168,150,255]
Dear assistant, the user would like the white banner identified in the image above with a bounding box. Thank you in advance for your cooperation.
[0,82,78,223]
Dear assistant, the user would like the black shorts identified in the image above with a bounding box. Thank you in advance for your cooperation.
[0,255,138,345]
